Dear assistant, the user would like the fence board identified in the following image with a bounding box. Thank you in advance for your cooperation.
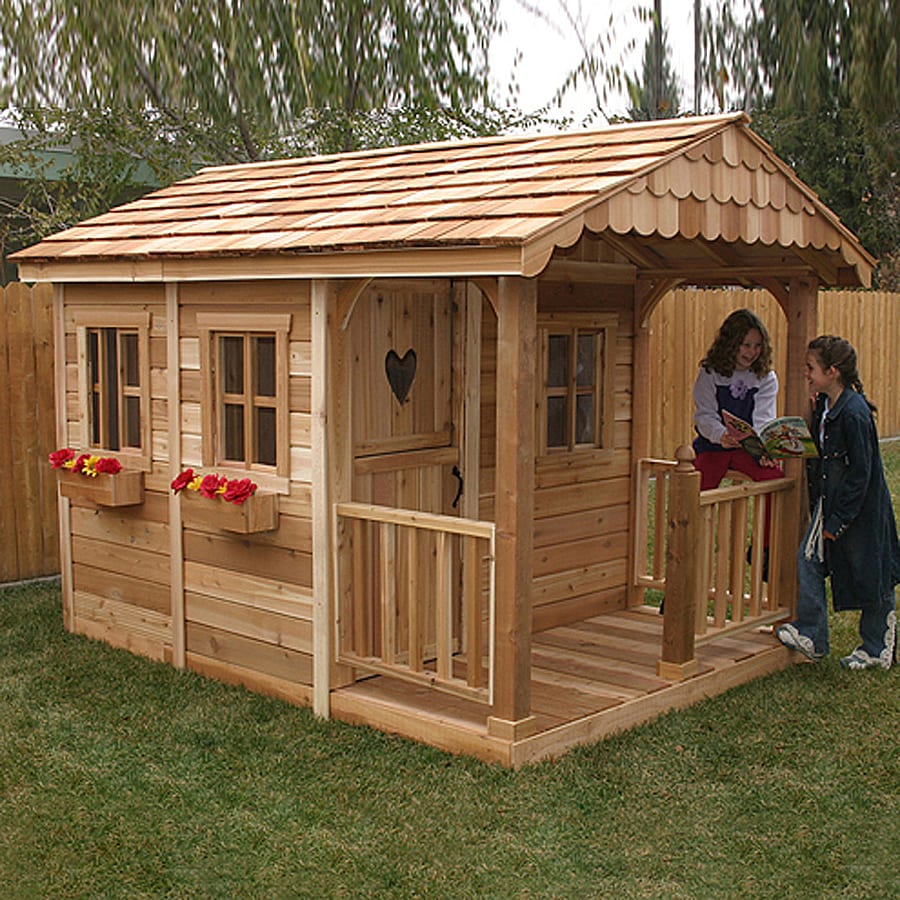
[647,288,899,458]
[0,282,57,582]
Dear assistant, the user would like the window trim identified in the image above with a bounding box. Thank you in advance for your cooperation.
[196,312,291,479]
[73,309,152,470]
[536,312,617,460]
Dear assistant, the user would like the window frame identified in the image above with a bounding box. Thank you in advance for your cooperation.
[74,309,152,470]
[536,312,617,460]
[197,312,291,480]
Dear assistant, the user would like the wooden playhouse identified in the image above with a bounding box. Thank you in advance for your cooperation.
[14,113,874,767]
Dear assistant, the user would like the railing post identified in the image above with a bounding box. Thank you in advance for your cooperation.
[658,445,701,681]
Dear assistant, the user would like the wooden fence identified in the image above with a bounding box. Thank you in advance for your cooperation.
[0,282,58,583]
[0,283,897,584]
[647,288,900,459]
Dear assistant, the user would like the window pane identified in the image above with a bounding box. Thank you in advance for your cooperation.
[546,396,567,448]
[222,337,244,393]
[124,396,141,447]
[91,393,101,444]
[254,336,276,397]
[576,394,594,444]
[88,330,99,386]
[576,333,595,387]
[104,329,119,450]
[121,332,139,387]
[224,404,245,460]
[255,407,276,466]
[547,334,569,387]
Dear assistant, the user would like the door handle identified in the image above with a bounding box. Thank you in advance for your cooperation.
[451,465,463,508]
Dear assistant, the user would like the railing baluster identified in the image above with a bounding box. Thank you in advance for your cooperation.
[730,496,748,622]
[653,470,668,581]
[407,526,422,671]
[749,494,766,613]
[464,535,483,688]
[435,530,452,681]
[352,518,367,656]
[380,522,396,664]
[713,502,731,627]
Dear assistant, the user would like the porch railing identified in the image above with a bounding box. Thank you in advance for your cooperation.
[634,449,796,658]
[334,502,496,704]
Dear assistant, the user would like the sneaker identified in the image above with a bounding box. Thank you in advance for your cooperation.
[776,623,826,661]
[839,647,891,671]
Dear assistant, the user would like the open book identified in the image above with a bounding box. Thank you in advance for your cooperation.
[722,410,818,461]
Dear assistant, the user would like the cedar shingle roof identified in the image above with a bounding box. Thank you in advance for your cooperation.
[13,113,874,287]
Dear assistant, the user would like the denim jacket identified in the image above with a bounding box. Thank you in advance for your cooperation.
[806,389,900,610]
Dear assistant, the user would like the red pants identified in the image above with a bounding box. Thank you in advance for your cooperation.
[693,448,784,491]
[694,448,783,544]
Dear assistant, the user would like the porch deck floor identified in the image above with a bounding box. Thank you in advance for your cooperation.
[329,605,795,767]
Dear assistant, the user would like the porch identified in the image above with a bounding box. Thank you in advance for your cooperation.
[330,604,794,768]
[327,455,800,768]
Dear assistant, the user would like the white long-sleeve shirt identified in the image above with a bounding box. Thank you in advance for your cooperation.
[692,366,779,447]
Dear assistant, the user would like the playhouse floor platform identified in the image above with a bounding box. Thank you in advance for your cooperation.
[329,605,795,767]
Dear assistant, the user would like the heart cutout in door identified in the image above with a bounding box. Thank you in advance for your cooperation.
[385,348,417,405]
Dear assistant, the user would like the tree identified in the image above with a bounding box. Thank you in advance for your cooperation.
[0,0,503,160]
[625,8,682,120]
[699,0,900,288]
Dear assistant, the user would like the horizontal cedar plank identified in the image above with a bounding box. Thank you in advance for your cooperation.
[529,668,628,713]
[65,283,164,306]
[534,626,660,667]
[533,503,629,548]
[183,506,312,553]
[289,376,311,413]
[534,451,630,488]
[533,531,628,578]
[532,558,627,607]
[70,504,169,553]
[531,642,668,694]
[529,682,619,720]
[532,585,627,632]
[186,621,313,684]
[74,562,171,614]
[184,559,312,619]
[73,615,170,663]
[186,653,314,707]
[183,531,312,587]
[74,589,171,638]
[185,591,312,653]
[279,488,312,519]
[71,535,171,585]
[534,477,630,518]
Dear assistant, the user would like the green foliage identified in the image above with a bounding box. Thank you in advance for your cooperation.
[699,0,900,288]
[0,0,502,159]
[625,22,683,120]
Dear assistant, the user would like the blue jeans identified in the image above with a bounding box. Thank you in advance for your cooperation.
[795,519,898,659]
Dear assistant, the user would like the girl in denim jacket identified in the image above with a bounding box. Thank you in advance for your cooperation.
[777,336,900,669]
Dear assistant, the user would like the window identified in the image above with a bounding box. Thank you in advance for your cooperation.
[198,314,290,477]
[74,310,151,465]
[538,313,616,457]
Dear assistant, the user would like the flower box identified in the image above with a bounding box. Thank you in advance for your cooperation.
[179,488,279,534]
[56,467,145,507]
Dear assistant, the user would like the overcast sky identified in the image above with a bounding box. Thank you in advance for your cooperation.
[490,0,702,123]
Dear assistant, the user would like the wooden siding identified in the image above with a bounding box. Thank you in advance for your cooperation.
[177,281,315,692]
[0,282,57,582]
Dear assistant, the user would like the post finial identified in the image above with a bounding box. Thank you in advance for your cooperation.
[674,444,696,472]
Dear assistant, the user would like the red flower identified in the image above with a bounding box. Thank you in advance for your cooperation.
[71,454,91,473]
[49,447,76,469]
[222,477,257,505]
[199,473,227,499]
[94,457,122,475]
[170,468,195,494]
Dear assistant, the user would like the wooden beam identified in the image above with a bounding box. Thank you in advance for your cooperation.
[539,259,637,285]
[53,284,74,632]
[491,275,536,724]
[166,282,186,668]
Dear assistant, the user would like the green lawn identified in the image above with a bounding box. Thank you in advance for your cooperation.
[2,443,898,899]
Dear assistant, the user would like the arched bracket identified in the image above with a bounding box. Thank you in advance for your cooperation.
[636,277,683,327]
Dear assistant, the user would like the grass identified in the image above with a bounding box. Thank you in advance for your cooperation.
[1,443,898,899]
